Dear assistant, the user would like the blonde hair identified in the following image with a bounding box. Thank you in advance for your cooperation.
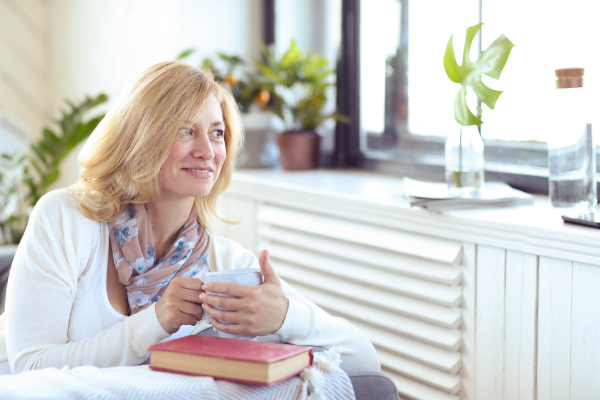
[69,61,243,232]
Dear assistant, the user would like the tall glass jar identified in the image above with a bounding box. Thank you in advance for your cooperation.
[548,68,596,209]
[445,125,484,191]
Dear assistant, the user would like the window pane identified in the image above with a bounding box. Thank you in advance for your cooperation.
[406,0,479,137]
[360,0,479,152]
[481,0,600,143]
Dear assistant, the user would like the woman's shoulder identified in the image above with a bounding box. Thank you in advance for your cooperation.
[32,189,96,225]
[19,189,101,278]
[28,189,100,247]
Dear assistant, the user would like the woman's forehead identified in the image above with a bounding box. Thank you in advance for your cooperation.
[185,95,223,126]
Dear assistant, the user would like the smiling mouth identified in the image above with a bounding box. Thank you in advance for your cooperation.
[184,168,212,173]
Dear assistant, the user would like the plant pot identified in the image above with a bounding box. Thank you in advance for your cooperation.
[276,131,321,170]
[236,112,280,168]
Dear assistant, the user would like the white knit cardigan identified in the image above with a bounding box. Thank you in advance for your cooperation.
[0,189,379,374]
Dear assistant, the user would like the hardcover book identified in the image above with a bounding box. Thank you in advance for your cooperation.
[148,335,313,386]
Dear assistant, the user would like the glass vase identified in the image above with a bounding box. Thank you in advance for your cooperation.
[445,125,484,192]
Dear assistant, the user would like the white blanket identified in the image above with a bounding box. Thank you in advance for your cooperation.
[0,350,355,400]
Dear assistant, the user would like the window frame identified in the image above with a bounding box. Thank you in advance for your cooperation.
[332,0,600,196]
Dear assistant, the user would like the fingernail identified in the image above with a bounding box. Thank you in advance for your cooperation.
[199,294,204,301]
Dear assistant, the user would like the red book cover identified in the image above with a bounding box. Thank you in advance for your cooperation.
[148,335,313,386]
[148,335,312,363]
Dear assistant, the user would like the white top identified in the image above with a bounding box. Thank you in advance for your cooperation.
[66,220,201,344]
[0,189,379,374]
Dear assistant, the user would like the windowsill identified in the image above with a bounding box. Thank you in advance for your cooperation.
[229,168,600,265]
[358,134,600,196]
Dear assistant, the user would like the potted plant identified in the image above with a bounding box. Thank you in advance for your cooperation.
[176,50,279,168]
[255,40,348,170]
[443,23,514,190]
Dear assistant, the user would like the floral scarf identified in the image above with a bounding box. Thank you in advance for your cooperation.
[108,205,210,315]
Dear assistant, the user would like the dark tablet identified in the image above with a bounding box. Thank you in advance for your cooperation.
[561,212,600,229]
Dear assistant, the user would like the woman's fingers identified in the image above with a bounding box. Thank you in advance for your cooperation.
[200,292,244,310]
[179,300,204,320]
[176,277,204,291]
[177,287,205,304]
[202,303,239,324]
[155,277,205,334]
[202,282,252,297]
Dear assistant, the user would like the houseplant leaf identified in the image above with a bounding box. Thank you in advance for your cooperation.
[25,93,108,205]
[255,40,345,132]
[443,23,514,126]
[175,48,195,60]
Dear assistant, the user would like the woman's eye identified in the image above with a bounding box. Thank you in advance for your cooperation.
[177,127,194,138]
[212,129,224,139]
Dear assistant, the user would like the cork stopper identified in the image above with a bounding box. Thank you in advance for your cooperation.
[556,68,584,88]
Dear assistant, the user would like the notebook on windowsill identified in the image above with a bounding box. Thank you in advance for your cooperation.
[403,177,534,212]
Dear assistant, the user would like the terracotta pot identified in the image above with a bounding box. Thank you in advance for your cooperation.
[276,131,321,170]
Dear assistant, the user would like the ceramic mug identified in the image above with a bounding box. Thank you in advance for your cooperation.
[201,268,263,339]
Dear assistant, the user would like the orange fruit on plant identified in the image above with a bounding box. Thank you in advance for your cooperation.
[255,90,270,105]
[225,74,238,87]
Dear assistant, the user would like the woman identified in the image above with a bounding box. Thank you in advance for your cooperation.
[0,62,378,375]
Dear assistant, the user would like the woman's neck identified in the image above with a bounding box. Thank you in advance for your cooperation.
[145,193,195,258]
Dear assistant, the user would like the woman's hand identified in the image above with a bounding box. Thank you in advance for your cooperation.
[155,277,205,334]
[200,250,289,336]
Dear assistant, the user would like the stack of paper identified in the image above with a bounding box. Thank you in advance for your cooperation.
[403,177,534,211]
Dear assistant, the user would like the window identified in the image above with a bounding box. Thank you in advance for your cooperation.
[336,0,600,193]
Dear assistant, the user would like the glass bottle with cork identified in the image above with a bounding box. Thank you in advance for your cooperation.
[548,68,597,209]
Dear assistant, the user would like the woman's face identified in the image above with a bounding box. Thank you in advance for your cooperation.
[159,95,227,199]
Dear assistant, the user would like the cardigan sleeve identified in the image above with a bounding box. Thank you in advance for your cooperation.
[210,236,380,370]
[5,190,169,373]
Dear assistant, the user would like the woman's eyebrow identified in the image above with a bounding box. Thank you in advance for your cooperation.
[182,120,224,127]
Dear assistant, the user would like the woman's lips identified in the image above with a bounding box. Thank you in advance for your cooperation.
[182,168,213,178]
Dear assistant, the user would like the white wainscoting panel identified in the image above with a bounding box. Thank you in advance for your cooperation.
[537,257,573,400]
[504,251,537,400]
[475,246,506,400]
[570,261,600,399]
[221,172,600,400]
[258,204,464,400]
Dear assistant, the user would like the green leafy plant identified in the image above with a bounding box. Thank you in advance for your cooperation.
[0,153,31,244]
[176,49,266,113]
[254,40,348,132]
[0,94,108,244]
[443,23,514,127]
[27,94,108,205]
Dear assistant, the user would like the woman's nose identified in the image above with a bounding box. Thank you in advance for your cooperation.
[191,133,215,160]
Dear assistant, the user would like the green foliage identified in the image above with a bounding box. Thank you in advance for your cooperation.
[0,153,31,244]
[0,94,108,244]
[443,23,514,127]
[255,40,348,131]
[26,94,108,205]
[176,49,263,113]
[175,48,195,60]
